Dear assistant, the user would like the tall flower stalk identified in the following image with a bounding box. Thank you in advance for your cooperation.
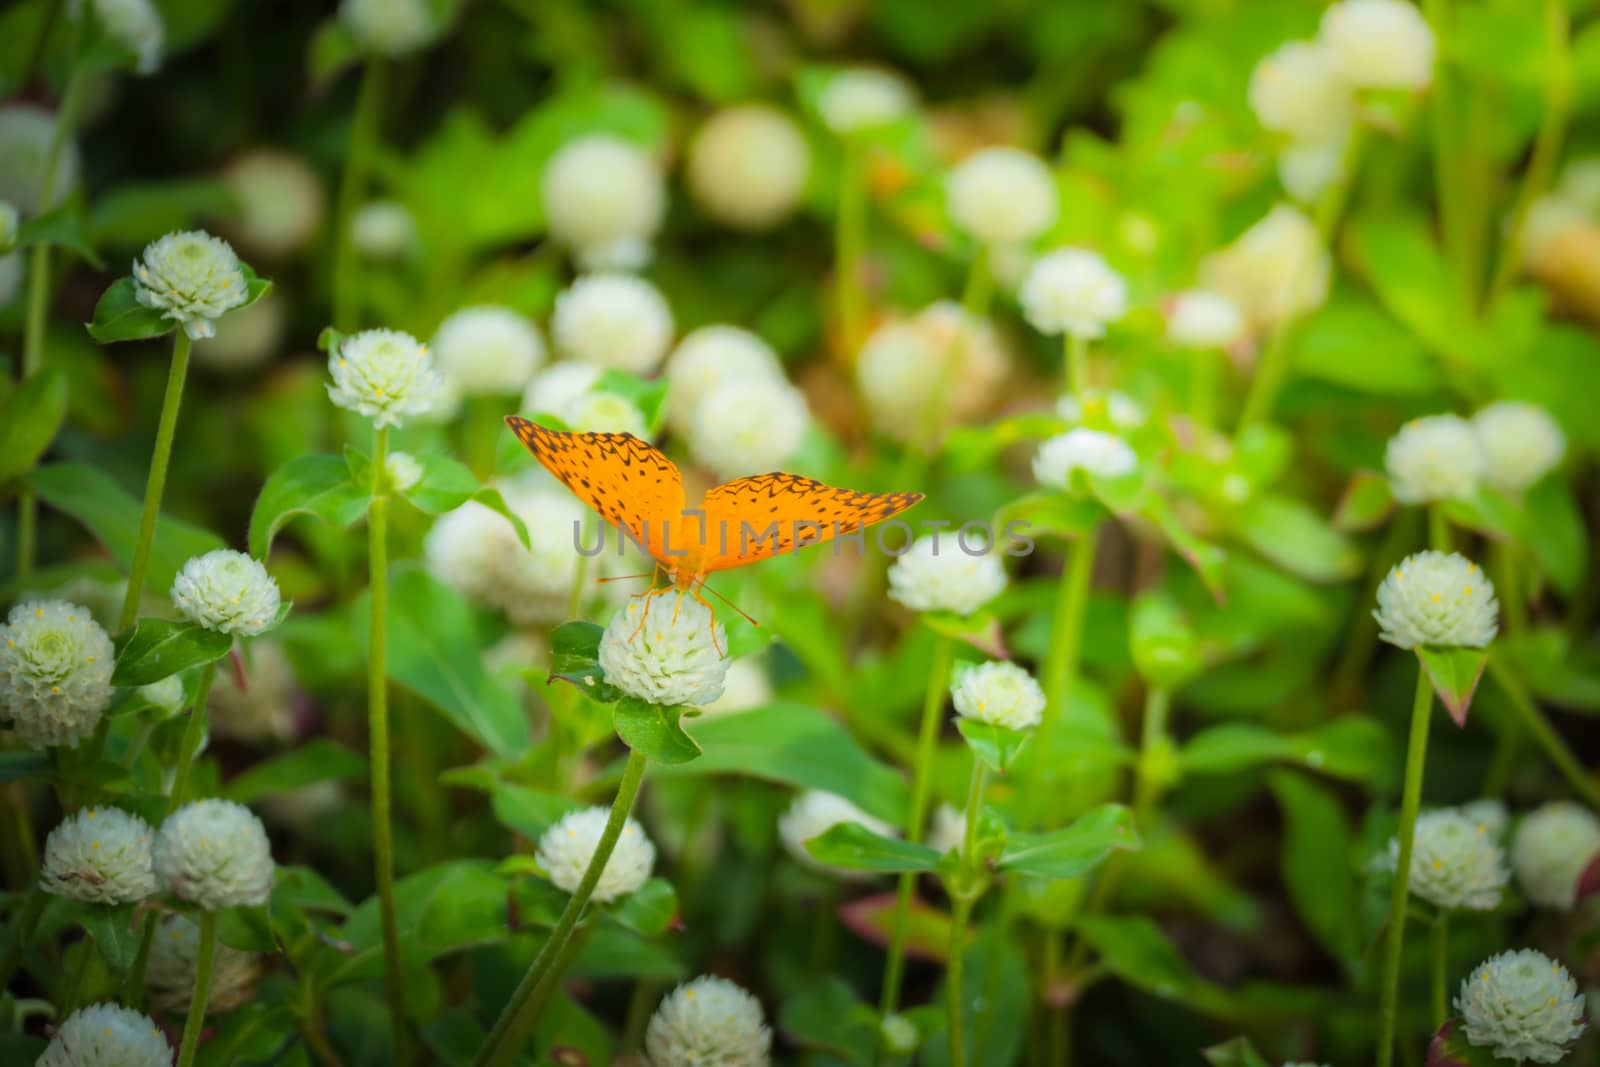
[332,59,386,332]
[173,911,217,1067]
[119,330,193,629]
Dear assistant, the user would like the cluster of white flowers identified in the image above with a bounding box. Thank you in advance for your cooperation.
[598,596,728,707]
[221,149,323,258]
[1511,801,1600,910]
[778,790,896,879]
[208,639,298,743]
[1391,809,1508,911]
[1373,550,1497,650]
[687,106,811,231]
[645,975,772,1067]
[856,303,1009,444]
[171,549,282,637]
[818,68,915,134]
[887,534,1007,617]
[1019,248,1128,340]
[340,0,442,56]
[1456,949,1586,1064]
[0,599,114,749]
[36,1003,172,1067]
[541,136,665,270]
[153,799,275,909]
[350,199,416,260]
[431,305,545,396]
[684,376,811,482]
[951,661,1046,731]
[40,807,158,904]
[147,913,260,1016]
[0,104,81,215]
[425,484,586,625]
[551,273,674,373]
[535,807,655,903]
[1033,428,1138,490]
[327,327,442,427]
[946,147,1058,247]
[1200,204,1329,333]
[1166,289,1245,350]
[132,230,251,340]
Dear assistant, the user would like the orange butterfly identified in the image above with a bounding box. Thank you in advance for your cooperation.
[505,416,923,628]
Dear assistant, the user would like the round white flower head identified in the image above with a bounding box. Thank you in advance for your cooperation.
[645,975,772,1067]
[1167,289,1245,349]
[951,661,1046,731]
[1511,801,1600,909]
[946,147,1059,247]
[1019,248,1128,339]
[598,596,728,707]
[881,1015,920,1056]
[1373,550,1497,650]
[40,806,157,905]
[685,377,810,481]
[171,549,281,637]
[35,1003,171,1067]
[665,326,785,433]
[207,639,297,743]
[1033,428,1138,490]
[194,290,285,374]
[1458,798,1509,840]
[138,675,184,714]
[856,304,1009,443]
[552,273,674,374]
[0,201,16,249]
[131,230,249,340]
[568,390,648,437]
[1199,204,1329,332]
[541,136,665,269]
[384,450,423,494]
[154,799,274,909]
[340,0,441,56]
[701,657,772,718]
[1278,138,1346,206]
[1320,0,1436,91]
[779,790,897,878]
[1471,401,1565,493]
[0,104,81,214]
[536,806,655,903]
[1456,949,1585,1064]
[926,803,967,856]
[327,328,442,427]
[77,0,164,73]
[1383,413,1484,504]
[147,913,259,1016]
[522,361,602,419]
[1390,810,1508,911]
[887,534,1007,617]
[688,105,812,231]
[1248,41,1353,141]
[221,150,324,259]
[431,305,545,396]
[1,600,113,749]
[1056,389,1146,431]
[350,199,415,260]
[819,68,915,134]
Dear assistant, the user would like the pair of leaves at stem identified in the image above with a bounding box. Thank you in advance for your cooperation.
[86,268,273,344]
[548,621,703,765]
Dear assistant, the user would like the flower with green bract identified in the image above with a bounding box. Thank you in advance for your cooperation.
[430,305,546,396]
[35,1003,171,1067]
[1386,809,1508,911]
[778,790,895,880]
[1472,401,1566,493]
[645,975,772,1067]
[40,806,157,905]
[598,596,728,708]
[1372,550,1497,650]
[1455,949,1585,1064]
[1033,428,1138,491]
[155,799,274,909]
[1383,413,1484,504]
[946,147,1058,247]
[1056,389,1146,431]
[147,913,260,1016]
[340,0,444,56]
[326,327,442,427]
[541,136,665,271]
[951,661,1045,731]
[535,806,655,903]
[131,230,250,340]
[887,534,1007,617]
[1510,801,1600,910]
[171,549,282,637]
[0,599,114,750]
[72,0,165,74]
[1019,248,1128,340]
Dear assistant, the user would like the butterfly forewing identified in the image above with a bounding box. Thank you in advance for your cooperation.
[696,472,923,573]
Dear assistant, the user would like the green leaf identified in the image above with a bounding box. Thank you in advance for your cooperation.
[73,903,140,974]
[215,906,275,953]
[396,454,532,549]
[1292,294,1438,395]
[237,264,272,311]
[223,740,367,804]
[85,276,175,342]
[110,618,233,686]
[1074,915,1230,1012]
[805,822,942,873]
[1128,592,1201,689]
[1179,717,1394,783]
[273,865,353,915]
[1333,469,1396,533]
[993,490,1103,541]
[1268,771,1359,968]
[998,804,1140,879]
[307,18,361,88]
[1202,1037,1273,1067]
[485,783,580,840]
[88,179,236,248]
[1524,478,1586,597]
[548,621,624,703]
[0,366,67,482]
[605,877,678,936]
[333,861,510,986]
[778,978,881,1066]
[1232,493,1360,582]
[1417,645,1490,727]
[1439,486,1522,543]
[955,718,1032,775]
[248,453,372,558]
[924,609,1008,659]
[13,208,102,267]
[614,698,702,764]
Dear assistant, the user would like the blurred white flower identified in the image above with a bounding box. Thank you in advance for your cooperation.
[40,807,157,905]
[1456,949,1585,1064]
[1458,798,1509,840]
[1248,41,1352,141]
[818,68,914,134]
[1390,809,1508,911]
[522,361,602,420]
[700,657,772,718]
[0,105,81,214]
[193,289,286,374]
[35,1003,170,1067]
[1511,801,1600,910]
[598,596,728,707]
[327,327,442,427]
[1019,248,1128,339]
[887,534,1007,616]
[926,803,966,856]
[132,230,250,340]
[645,975,772,1067]
[951,661,1046,731]
[1320,0,1436,91]
[1278,138,1346,206]
[552,273,674,373]
[1033,428,1137,489]
[171,550,282,637]
[208,639,297,743]
[1166,289,1244,349]
[567,390,647,437]
[1383,413,1484,504]
[340,0,441,56]
[147,913,260,1016]
[384,450,422,493]
[0,599,114,749]
[536,806,655,903]
[427,484,587,625]
[431,305,545,396]
[1055,389,1146,431]
[1471,401,1565,493]
[154,799,274,909]
[685,377,810,481]
[946,147,1059,247]
[542,136,665,270]
[779,790,896,878]
[666,326,785,434]
[221,149,324,258]
[856,303,1009,444]
[688,105,812,231]
[1200,204,1329,332]
[1373,550,1497,650]
[350,199,415,260]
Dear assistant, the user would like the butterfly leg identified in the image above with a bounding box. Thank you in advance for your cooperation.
[627,587,664,643]
[688,586,726,657]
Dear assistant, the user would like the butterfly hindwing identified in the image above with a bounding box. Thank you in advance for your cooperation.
[697,472,923,573]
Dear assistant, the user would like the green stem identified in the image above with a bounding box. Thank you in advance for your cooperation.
[569,514,596,621]
[1493,541,1527,636]
[1133,687,1171,824]
[333,59,386,332]
[59,933,94,1015]
[835,140,868,358]
[165,660,217,815]
[1487,656,1600,810]
[119,330,195,631]
[473,748,650,1067]
[1430,913,1448,1027]
[1027,528,1098,829]
[808,883,840,977]
[173,911,216,1067]
[126,911,159,1008]
[511,921,593,1040]
[1427,505,1452,553]
[1334,510,1421,707]
[878,633,954,1017]
[1190,346,1220,430]
[1065,333,1088,396]
[1377,667,1436,1067]
[945,892,975,1067]
[0,885,47,991]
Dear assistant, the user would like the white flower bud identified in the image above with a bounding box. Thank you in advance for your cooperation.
[1319,0,1436,92]
[541,136,665,269]
[685,377,810,481]
[35,1003,171,1067]
[40,806,157,905]
[208,639,297,743]
[1511,801,1600,910]
[138,675,184,714]
[171,549,282,637]
[645,975,772,1067]
[1248,41,1352,141]
[665,326,785,434]
[221,150,325,259]
[327,327,442,427]
[687,105,812,231]
[350,199,415,260]
[1456,950,1585,1064]
[779,790,896,879]
[384,451,422,493]
[131,230,250,340]
[154,799,274,909]
[1033,428,1138,489]
[1373,550,1497,650]
[552,273,674,374]
[1019,248,1128,339]
[147,913,260,1016]
[856,303,1009,444]
[522,361,602,420]
[0,104,81,215]
[1200,204,1329,332]
[535,806,655,903]
[340,0,442,56]
[1166,289,1244,349]
[1389,809,1508,911]
[598,596,728,708]
[887,534,1007,617]
[0,599,114,749]
[1383,413,1484,504]
[1471,401,1565,493]
[818,68,915,134]
[951,661,1045,731]
[431,305,545,396]
[926,803,966,856]
[946,147,1059,247]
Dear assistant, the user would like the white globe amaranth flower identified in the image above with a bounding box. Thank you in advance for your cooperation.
[856,304,1009,443]
[1373,550,1498,650]
[687,105,812,231]
[665,326,785,433]
[1456,949,1585,1064]
[171,549,282,637]
[1320,0,1436,92]
[950,661,1047,731]
[147,913,260,1016]
[645,974,772,1067]
[384,450,423,494]
[701,657,772,718]
[221,150,324,259]
[207,639,297,743]
[541,135,665,270]
[1511,801,1600,910]
[685,377,810,481]
[1248,40,1353,141]
[76,0,164,73]
[350,199,415,260]
[926,803,966,856]
[819,67,915,134]
[1383,413,1484,504]
[1199,204,1329,332]
[1278,138,1346,206]
[1471,401,1566,493]
[194,289,285,374]
[339,0,442,56]
[430,305,545,396]
[598,596,728,707]
[154,799,274,909]
[779,790,897,878]
[0,599,113,749]
[1056,389,1146,430]
[522,361,602,419]
[1033,428,1138,490]
[35,1003,171,1067]
[887,534,1007,617]
[1458,798,1509,840]
[327,327,442,427]
[946,147,1059,247]
[568,390,647,437]
[0,104,81,215]
[131,230,250,340]
[1389,810,1508,911]
[535,806,655,904]
[1019,248,1128,339]
[1167,289,1244,349]
[39,806,157,905]
[552,273,674,374]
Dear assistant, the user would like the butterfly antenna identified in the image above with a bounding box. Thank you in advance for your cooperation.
[695,578,760,628]
[594,573,657,584]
